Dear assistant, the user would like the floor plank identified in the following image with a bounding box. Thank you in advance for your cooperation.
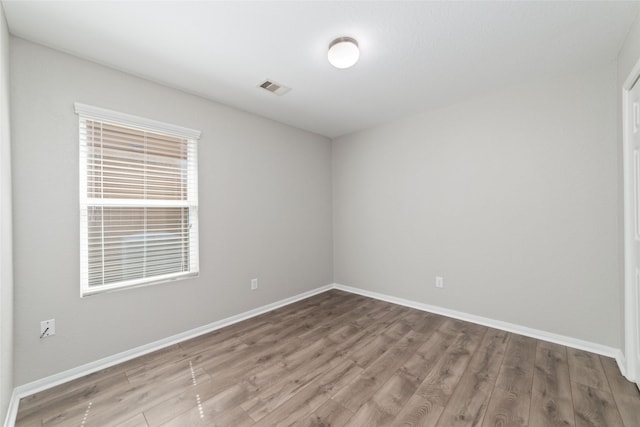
[390,322,487,426]
[114,413,149,427]
[252,358,363,426]
[481,334,536,427]
[142,379,221,426]
[435,328,510,427]
[571,381,625,427]
[335,329,427,413]
[293,399,355,427]
[529,340,575,427]
[599,355,640,427]
[567,348,610,391]
[13,289,640,427]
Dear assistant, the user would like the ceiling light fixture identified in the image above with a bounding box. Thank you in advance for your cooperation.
[328,37,359,69]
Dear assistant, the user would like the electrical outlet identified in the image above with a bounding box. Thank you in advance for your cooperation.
[40,319,55,338]
[435,276,444,289]
[251,278,258,290]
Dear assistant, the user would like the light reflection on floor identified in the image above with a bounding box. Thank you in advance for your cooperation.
[189,360,204,419]
[80,401,92,426]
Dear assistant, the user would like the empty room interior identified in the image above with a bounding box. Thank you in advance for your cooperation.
[2,1,640,426]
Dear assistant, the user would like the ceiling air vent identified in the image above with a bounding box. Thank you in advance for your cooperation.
[258,79,291,96]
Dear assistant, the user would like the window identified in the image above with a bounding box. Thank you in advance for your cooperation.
[75,103,200,296]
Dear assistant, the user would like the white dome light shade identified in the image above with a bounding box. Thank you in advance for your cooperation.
[328,37,359,69]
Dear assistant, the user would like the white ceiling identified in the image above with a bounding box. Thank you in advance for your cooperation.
[3,1,639,138]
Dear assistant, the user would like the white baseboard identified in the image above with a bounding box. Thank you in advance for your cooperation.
[332,283,627,375]
[4,282,629,427]
[3,390,19,427]
[3,284,333,427]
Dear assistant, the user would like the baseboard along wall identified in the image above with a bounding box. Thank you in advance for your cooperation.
[332,284,625,371]
[3,282,628,427]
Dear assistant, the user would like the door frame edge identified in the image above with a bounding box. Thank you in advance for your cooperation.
[622,54,640,385]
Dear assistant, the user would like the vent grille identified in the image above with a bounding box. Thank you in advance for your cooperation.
[258,79,291,96]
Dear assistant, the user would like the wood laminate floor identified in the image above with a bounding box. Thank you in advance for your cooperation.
[14,290,640,426]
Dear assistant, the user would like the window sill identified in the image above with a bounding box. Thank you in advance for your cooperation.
[80,271,199,297]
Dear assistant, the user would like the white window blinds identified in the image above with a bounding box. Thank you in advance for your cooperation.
[76,103,200,296]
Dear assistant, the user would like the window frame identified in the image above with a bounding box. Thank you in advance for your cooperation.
[75,103,201,297]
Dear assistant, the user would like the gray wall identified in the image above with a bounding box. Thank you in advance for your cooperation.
[333,63,621,348]
[0,3,13,423]
[11,38,333,385]
[618,10,640,85]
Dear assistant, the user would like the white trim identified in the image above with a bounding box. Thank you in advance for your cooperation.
[623,54,640,386]
[5,282,629,427]
[81,271,199,297]
[634,150,640,240]
[4,284,333,427]
[333,284,625,370]
[85,198,192,207]
[74,103,201,139]
[3,390,19,427]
